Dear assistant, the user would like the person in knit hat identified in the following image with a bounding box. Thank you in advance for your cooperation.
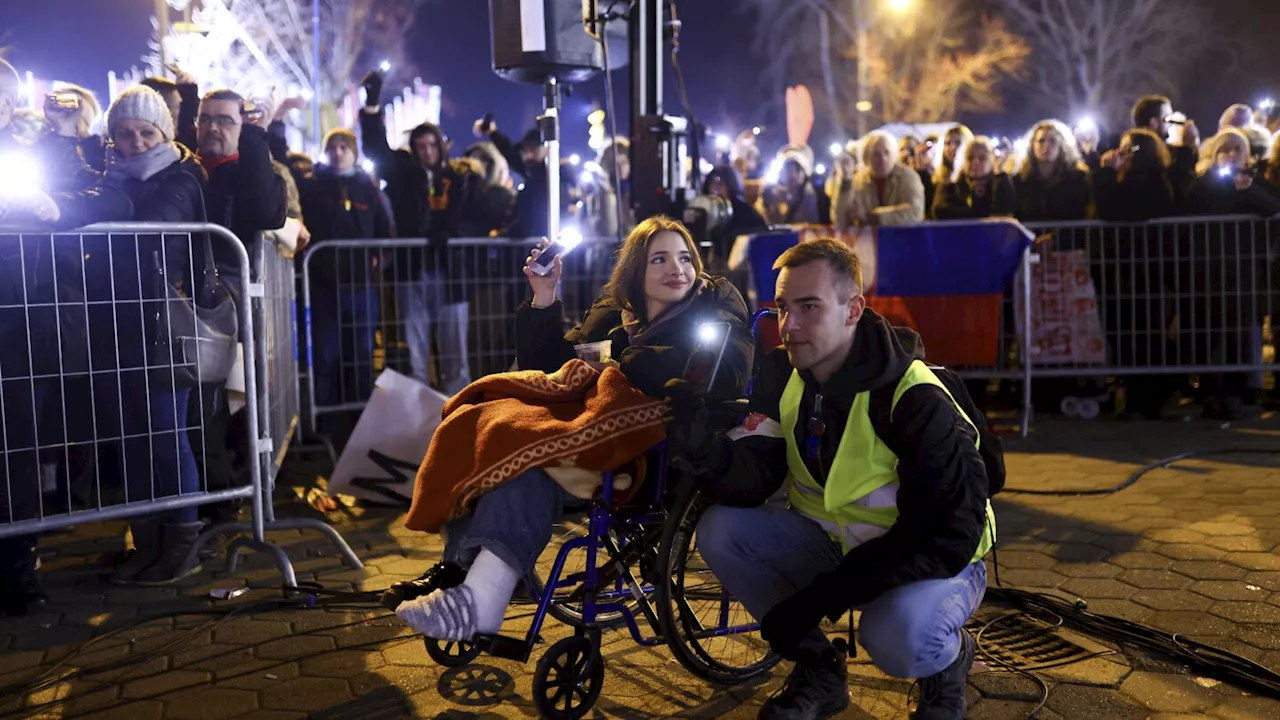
[99,83,212,586]
[755,145,824,225]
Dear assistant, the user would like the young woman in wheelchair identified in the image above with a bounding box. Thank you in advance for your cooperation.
[389,215,754,643]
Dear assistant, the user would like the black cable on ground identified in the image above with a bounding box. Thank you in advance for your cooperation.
[1001,447,1280,496]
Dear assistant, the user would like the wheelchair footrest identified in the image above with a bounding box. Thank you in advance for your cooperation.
[474,633,531,662]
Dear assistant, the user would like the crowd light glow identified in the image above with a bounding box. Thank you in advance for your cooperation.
[764,158,783,185]
[815,163,827,176]
[698,322,722,344]
[1261,98,1276,111]
[752,126,761,136]
[829,142,844,157]
[715,134,731,151]
[361,158,375,175]
[0,153,43,198]
[1075,116,1097,134]
[568,154,581,165]
[379,60,392,73]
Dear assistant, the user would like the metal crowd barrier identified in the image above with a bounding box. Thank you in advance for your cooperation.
[247,235,362,577]
[0,224,360,587]
[1020,215,1276,378]
[300,236,619,436]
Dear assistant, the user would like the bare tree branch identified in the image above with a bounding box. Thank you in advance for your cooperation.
[996,0,1216,126]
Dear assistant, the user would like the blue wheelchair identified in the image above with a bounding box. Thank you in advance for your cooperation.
[421,310,781,719]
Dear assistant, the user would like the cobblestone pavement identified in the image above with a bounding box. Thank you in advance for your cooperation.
[4,410,1280,719]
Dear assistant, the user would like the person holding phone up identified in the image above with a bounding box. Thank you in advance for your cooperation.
[388,216,754,643]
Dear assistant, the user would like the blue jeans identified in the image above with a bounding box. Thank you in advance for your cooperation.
[122,384,199,522]
[399,271,471,396]
[311,285,380,434]
[441,468,579,574]
[696,503,987,679]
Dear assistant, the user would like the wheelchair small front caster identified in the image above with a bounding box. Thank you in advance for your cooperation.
[424,637,482,667]
[532,636,604,719]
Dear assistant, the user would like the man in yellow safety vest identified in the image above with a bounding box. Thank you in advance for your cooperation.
[663,238,996,720]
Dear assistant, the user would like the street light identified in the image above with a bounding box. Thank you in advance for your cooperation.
[886,0,912,13]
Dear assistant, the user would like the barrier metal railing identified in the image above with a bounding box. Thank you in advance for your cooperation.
[300,236,619,436]
[0,224,360,586]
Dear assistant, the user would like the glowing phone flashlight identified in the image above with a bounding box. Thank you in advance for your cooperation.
[529,228,584,277]
[683,321,732,390]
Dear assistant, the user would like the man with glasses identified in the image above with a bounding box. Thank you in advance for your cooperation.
[193,89,286,517]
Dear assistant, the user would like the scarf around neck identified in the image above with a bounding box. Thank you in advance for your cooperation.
[621,274,711,347]
[106,142,181,182]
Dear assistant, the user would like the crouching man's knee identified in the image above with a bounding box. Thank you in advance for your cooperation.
[858,599,964,679]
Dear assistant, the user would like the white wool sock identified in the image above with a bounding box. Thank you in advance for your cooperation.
[463,548,521,634]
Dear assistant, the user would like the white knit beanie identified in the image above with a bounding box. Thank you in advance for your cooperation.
[107,86,175,142]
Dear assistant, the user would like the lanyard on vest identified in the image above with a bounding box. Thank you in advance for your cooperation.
[806,393,825,462]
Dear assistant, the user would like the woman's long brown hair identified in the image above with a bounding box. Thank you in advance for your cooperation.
[601,215,704,325]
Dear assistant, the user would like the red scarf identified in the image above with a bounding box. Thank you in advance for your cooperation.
[199,153,239,173]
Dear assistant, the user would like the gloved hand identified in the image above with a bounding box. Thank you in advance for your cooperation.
[760,573,844,659]
[361,70,384,109]
[662,378,713,474]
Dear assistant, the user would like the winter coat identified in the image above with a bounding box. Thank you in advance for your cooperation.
[298,165,394,285]
[201,123,288,251]
[835,164,926,227]
[1013,167,1092,222]
[1094,168,1176,222]
[1189,173,1280,217]
[699,309,991,608]
[514,275,754,403]
[931,173,1017,220]
[358,109,486,241]
[488,129,549,238]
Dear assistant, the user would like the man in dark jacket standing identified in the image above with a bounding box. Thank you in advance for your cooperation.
[664,239,994,720]
[1130,95,1199,205]
[359,71,482,394]
[299,128,393,439]
[193,88,287,500]
[0,58,133,615]
[475,119,549,239]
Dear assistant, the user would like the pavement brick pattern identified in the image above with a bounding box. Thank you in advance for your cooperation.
[3,413,1280,718]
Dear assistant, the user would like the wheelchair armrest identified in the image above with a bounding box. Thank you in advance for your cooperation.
[712,398,752,426]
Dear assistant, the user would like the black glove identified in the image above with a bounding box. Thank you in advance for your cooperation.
[361,70,383,109]
[662,378,712,474]
[759,573,845,659]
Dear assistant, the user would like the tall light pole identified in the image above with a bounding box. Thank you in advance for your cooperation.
[311,0,322,152]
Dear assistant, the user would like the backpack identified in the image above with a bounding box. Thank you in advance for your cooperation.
[869,364,1006,498]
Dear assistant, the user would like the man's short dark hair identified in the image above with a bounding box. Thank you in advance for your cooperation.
[201,88,245,112]
[1132,95,1170,129]
[140,77,178,95]
[773,238,864,302]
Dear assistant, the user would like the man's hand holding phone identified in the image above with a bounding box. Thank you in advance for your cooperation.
[524,238,562,308]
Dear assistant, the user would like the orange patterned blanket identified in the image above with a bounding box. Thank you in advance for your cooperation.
[404,359,666,533]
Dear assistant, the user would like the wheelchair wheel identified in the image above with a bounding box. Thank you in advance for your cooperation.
[424,637,481,667]
[532,636,604,720]
[655,480,779,683]
[527,512,643,627]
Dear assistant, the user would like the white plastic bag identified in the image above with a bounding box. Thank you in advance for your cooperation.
[328,369,449,505]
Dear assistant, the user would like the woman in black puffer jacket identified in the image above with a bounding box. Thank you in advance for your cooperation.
[96,86,212,586]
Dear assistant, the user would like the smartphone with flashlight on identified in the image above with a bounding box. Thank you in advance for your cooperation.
[682,321,732,391]
[529,228,584,277]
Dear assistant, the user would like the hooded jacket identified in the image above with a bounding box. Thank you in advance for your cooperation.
[514,275,754,403]
[699,309,990,608]
[463,140,516,234]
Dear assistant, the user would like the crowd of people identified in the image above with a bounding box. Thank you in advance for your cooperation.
[733,96,1280,231]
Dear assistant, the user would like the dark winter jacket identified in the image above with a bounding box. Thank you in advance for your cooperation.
[488,128,549,238]
[1094,167,1176,222]
[298,165,394,285]
[932,173,1017,220]
[514,275,754,402]
[698,309,991,608]
[200,123,287,254]
[1189,172,1280,218]
[1013,167,1092,222]
[359,109,486,241]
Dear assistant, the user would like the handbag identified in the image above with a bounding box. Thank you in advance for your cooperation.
[150,231,239,389]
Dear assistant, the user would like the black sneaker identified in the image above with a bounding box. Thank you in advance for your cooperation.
[910,630,974,720]
[380,561,466,610]
[759,648,850,720]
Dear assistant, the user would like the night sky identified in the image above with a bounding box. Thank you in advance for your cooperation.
[1,0,1277,158]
